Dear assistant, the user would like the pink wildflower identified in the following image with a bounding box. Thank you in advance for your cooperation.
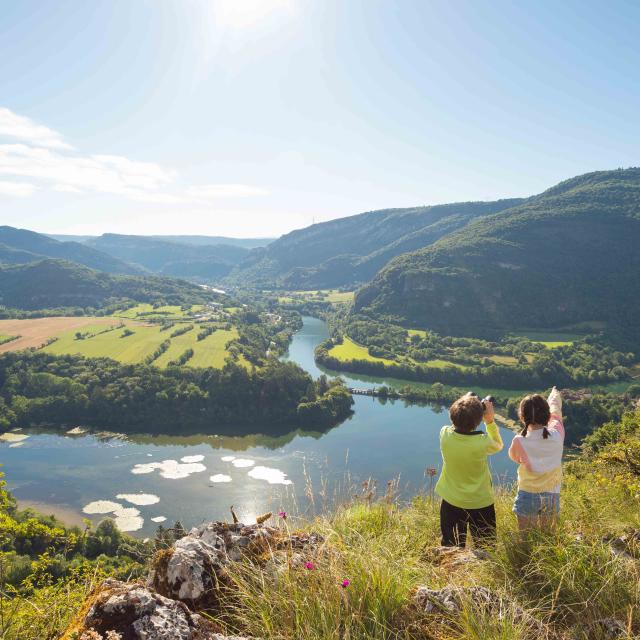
[341,578,350,588]
[278,511,287,519]
[304,561,315,570]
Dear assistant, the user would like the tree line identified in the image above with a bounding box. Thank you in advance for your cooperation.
[0,351,353,435]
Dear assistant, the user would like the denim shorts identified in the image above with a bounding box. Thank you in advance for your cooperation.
[513,490,560,518]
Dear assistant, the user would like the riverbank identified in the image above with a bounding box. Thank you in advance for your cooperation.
[17,499,86,528]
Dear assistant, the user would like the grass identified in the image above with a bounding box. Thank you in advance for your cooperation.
[329,337,396,365]
[215,457,640,640]
[279,290,355,305]
[112,303,202,319]
[42,322,237,369]
[511,330,581,348]
[329,337,464,369]
[155,327,238,368]
[416,358,465,370]
[323,290,354,304]
[488,355,519,366]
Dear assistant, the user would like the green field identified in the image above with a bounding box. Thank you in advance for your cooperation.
[278,289,354,305]
[43,322,237,369]
[488,354,519,365]
[113,304,204,320]
[512,330,581,348]
[155,327,238,368]
[329,337,465,370]
[328,337,396,365]
[0,334,17,344]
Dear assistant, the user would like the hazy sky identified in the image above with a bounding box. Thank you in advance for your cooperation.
[1,0,638,238]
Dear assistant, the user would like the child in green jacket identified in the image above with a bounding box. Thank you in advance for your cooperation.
[435,392,503,547]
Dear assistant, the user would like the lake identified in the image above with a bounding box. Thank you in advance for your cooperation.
[0,316,515,536]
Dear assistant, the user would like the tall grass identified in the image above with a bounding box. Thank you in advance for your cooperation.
[213,469,639,640]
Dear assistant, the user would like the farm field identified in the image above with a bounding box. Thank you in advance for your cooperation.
[511,330,580,348]
[0,317,118,353]
[328,336,395,365]
[154,327,238,368]
[488,354,519,365]
[42,322,237,369]
[278,289,354,305]
[328,336,466,370]
[113,303,204,320]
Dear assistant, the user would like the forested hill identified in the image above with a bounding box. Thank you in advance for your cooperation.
[85,233,250,280]
[0,226,142,275]
[229,199,524,289]
[355,168,640,345]
[0,259,212,310]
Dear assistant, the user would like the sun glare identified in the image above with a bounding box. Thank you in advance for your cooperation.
[208,0,295,31]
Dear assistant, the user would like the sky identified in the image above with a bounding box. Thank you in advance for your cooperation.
[0,0,639,238]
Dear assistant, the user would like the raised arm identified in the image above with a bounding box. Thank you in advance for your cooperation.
[485,420,504,454]
[547,386,565,437]
[482,400,503,454]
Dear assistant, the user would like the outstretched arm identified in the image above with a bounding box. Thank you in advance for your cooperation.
[483,401,503,454]
[485,420,504,454]
[548,386,565,437]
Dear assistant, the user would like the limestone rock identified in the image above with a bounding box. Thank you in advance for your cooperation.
[148,535,230,611]
[605,528,640,560]
[415,585,500,614]
[595,617,627,638]
[413,585,541,632]
[148,520,325,611]
[64,578,221,640]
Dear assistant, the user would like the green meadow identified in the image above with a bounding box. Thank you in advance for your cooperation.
[329,336,465,370]
[278,289,354,305]
[42,322,237,369]
[113,303,204,320]
[511,330,580,348]
[328,336,396,365]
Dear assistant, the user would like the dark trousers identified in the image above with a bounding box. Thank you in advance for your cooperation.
[440,499,496,547]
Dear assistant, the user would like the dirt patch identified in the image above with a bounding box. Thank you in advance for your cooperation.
[0,317,124,352]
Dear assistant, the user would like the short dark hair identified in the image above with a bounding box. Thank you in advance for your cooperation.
[519,394,551,438]
[449,395,484,433]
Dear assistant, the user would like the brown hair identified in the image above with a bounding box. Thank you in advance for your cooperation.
[519,394,551,439]
[449,395,484,433]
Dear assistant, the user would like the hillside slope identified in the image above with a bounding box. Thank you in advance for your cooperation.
[230,199,524,289]
[0,226,142,275]
[355,169,640,343]
[0,259,211,309]
[49,233,273,249]
[85,233,249,280]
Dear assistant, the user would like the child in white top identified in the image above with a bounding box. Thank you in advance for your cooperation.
[508,387,564,530]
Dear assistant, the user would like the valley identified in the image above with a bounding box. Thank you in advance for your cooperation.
[0,177,638,640]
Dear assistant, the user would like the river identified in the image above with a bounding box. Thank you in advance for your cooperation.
[0,316,514,535]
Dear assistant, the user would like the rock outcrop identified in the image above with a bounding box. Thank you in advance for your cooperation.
[65,519,324,639]
[148,520,325,611]
[62,579,226,640]
[413,584,543,634]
